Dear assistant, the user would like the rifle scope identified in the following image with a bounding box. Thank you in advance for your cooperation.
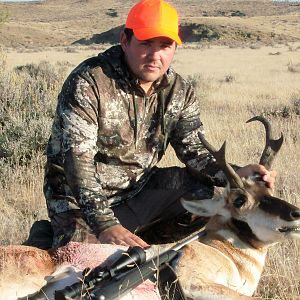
[87,248,179,300]
[54,246,146,300]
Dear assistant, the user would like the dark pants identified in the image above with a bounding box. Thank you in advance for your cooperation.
[26,167,214,248]
[112,166,213,233]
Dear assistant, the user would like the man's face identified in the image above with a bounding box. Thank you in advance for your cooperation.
[121,33,176,86]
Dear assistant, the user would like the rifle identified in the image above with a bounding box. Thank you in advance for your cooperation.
[55,231,205,300]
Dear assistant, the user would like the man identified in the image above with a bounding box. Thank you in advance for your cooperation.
[44,0,276,248]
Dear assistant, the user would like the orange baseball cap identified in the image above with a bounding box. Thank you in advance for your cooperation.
[125,0,182,45]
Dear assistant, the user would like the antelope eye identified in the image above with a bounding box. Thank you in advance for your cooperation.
[233,194,247,208]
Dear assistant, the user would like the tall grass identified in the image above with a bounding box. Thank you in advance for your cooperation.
[161,46,300,300]
[0,45,299,299]
[0,50,67,244]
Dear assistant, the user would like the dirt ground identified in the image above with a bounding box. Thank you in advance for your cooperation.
[0,0,300,49]
[4,42,300,79]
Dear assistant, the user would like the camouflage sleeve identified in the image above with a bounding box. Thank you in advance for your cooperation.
[170,83,238,187]
[58,73,119,236]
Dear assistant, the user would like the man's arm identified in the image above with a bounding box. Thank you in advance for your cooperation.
[56,72,147,247]
[58,73,118,236]
[170,83,276,188]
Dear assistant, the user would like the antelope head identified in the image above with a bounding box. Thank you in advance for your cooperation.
[181,116,300,248]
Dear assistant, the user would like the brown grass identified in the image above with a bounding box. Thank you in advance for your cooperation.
[3,43,299,299]
[0,0,299,49]
[0,0,300,299]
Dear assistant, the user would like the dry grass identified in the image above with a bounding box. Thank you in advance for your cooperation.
[0,0,300,299]
[0,0,299,49]
[2,43,299,299]
[0,50,67,244]
[160,44,300,300]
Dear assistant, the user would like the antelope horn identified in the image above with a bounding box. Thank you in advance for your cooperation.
[246,116,284,170]
[198,132,244,189]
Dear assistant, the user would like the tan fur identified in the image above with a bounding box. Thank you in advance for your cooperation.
[0,243,161,300]
[1,176,299,300]
[178,175,300,299]
[0,246,55,299]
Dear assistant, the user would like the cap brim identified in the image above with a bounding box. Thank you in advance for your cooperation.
[133,28,182,45]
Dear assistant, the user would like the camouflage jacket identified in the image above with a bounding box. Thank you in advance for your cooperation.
[44,45,229,236]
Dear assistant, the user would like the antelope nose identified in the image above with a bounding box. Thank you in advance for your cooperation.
[290,210,300,220]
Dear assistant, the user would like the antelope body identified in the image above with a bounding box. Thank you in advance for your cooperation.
[1,116,300,300]
[0,242,160,300]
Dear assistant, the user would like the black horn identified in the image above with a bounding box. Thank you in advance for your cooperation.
[198,132,244,189]
[246,116,284,170]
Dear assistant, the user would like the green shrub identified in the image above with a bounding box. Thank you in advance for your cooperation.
[230,10,246,17]
[106,8,118,18]
[186,73,216,101]
[260,92,300,119]
[287,61,300,73]
[0,8,9,26]
[0,56,67,169]
[180,23,220,43]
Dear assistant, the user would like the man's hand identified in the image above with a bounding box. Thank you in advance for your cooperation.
[98,224,149,248]
[236,164,277,190]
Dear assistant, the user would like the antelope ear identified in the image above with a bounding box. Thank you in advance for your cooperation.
[180,195,225,217]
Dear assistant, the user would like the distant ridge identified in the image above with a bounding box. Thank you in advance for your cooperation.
[72,24,222,46]
[0,0,299,48]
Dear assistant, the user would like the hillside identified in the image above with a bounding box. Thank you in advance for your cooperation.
[0,0,300,49]
[1,1,300,299]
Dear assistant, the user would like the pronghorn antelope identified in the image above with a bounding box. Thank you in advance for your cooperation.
[177,116,300,299]
[0,116,299,300]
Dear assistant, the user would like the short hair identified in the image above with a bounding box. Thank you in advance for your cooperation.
[123,28,134,42]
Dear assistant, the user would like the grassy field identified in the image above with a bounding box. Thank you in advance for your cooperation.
[1,0,300,49]
[0,0,300,299]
